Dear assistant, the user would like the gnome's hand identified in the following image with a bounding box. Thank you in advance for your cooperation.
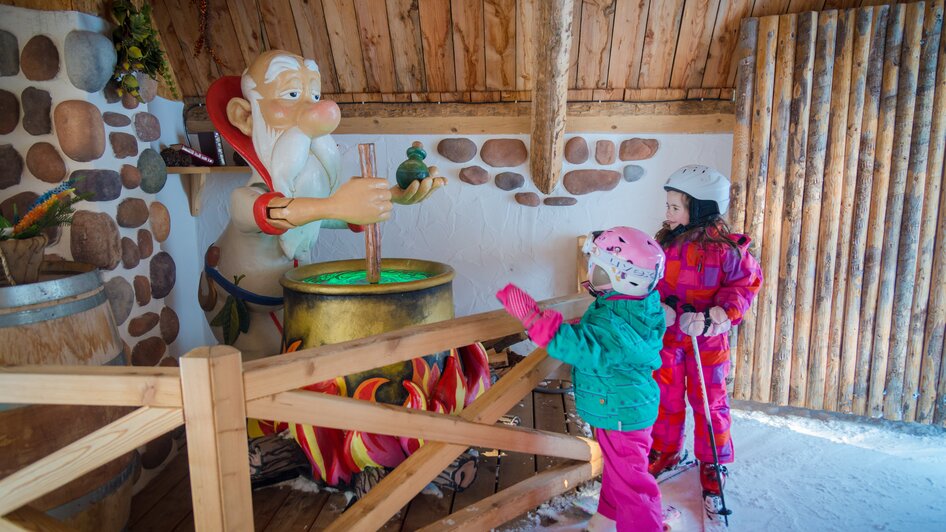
[392,166,446,205]
[331,177,393,225]
[495,283,562,348]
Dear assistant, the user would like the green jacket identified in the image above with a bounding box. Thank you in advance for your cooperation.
[547,290,665,431]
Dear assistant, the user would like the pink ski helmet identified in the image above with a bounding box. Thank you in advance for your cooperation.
[582,226,666,297]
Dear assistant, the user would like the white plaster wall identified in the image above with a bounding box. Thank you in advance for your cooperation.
[180,131,732,319]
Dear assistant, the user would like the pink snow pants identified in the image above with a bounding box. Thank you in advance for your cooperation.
[595,427,663,532]
[651,337,734,464]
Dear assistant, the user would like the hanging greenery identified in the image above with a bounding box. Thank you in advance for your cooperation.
[110,0,178,101]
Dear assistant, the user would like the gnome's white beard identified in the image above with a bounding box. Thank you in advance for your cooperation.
[250,110,341,261]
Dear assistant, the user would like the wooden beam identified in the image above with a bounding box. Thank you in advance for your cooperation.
[530,0,575,194]
[243,293,591,401]
[0,366,182,407]
[417,459,603,531]
[325,350,566,531]
[0,407,183,516]
[180,346,253,532]
[247,390,596,462]
[4,507,75,531]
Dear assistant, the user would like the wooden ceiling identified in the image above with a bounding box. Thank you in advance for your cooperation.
[143,0,899,102]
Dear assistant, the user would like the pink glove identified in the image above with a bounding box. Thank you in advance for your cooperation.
[662,303,676,327]
[496,283,563,348]
[679,306,731,337]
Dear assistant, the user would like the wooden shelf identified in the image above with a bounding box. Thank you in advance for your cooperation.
[166,166,252,216]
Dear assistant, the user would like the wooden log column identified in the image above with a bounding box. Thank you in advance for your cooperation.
[530,0,576,194]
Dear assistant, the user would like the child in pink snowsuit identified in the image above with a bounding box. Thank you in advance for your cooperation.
[648,165,763,497]
[497,227,668,532]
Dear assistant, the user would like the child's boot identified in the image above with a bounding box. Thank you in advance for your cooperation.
[699,462,727,495]
[647,448,682,477]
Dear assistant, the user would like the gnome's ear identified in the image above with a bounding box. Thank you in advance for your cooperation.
[226,97,253,136]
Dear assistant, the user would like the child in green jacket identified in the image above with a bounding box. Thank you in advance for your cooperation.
[497,226,668,532]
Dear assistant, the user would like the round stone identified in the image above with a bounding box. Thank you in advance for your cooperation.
[137,73,158,103]
[64,30,116,93]
[70,210,121,270]
[564,137,589,164]
[104,79,121,103]
[103,276,134,325]
[459,165,489,185]
[150,252,176,299]
[0,89,18,135]
[495,171,525,191]
[514,192,540,207]
[0,144,24,189]
[623,165,645,182]
[138,149,167,193]
[481,139,527,167]
[158,357,179,368]
[117,198,149,228]
[0,30,18,76]
[110,132,138,159]
[54,100,105,162]
[121,164,141,189]
[134,112,160,142]
[149,202,170,242]
[619,138,659,161]
[26,142,66,183]
[134,275,151,306]
[160,307,180,344]
[132,336,166,367]
[437,138,477,163]
[21,35,59,81]
[72,169,121,201]
[141,434,172,469]
[122,91,139,110]
[128,312,159,337]
[22,87,51,135]
[595,140,616,165]
[104,112,131,127]
[138,229,153,259]
[563,169,622,195]
[121,237,140,269]
[543,196,578,206]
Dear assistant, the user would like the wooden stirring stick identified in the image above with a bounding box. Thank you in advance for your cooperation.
[357,144,382,284]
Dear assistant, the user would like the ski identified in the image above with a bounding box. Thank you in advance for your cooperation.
[702,492,730,531]
[655,450,698,485]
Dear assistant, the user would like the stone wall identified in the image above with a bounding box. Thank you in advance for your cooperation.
[0,4,180,481]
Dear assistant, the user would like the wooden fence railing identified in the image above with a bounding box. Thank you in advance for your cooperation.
[0,292,596,531]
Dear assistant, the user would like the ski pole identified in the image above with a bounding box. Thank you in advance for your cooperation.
[683,304,732,527]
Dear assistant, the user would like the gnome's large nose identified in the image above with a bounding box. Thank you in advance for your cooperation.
[298,100,341,138]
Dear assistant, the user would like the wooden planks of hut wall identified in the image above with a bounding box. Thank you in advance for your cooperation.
[733,2,946,425]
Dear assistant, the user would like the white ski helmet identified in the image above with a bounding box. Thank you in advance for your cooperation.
[664,165,731,221]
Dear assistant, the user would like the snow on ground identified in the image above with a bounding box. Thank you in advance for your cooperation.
[500,405,946,532]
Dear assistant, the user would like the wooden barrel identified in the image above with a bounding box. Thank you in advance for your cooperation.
[0,262,136,531]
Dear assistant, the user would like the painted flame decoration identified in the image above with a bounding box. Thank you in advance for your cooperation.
[249,342,492,486]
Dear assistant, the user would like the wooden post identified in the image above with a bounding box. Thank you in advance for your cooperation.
[752,14,795,404]
[894,0,943,422]
[729,17,760,235]
[357,143,381,284]
[530,0,575,194]
[869,2,923,419]
[854,4,904,416]
[727,17,759,396]
[735,15,777,401]
[790,10,837,408]
[180,346,253,532]
[839,5,888,414]
[771,11,817,406]
[917,1,946,425]
[807,9,854,411]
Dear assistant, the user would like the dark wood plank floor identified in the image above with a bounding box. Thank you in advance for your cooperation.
[128,381,579,531]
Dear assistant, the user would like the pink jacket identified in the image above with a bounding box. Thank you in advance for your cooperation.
[657,232,763,344]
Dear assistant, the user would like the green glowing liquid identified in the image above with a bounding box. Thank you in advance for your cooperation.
[303,269,431,285]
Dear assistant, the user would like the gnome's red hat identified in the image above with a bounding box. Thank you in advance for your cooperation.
[206,76,273,191]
